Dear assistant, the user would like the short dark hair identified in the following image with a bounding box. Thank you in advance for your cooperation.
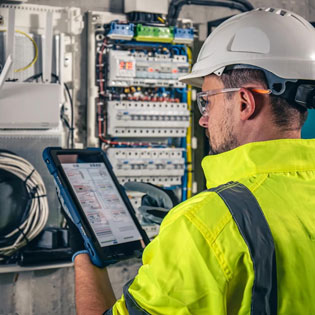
[219,69,308,130]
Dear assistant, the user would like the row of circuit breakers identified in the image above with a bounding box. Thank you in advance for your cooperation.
[92,19,193,227]
[107,100,189,137]
[107,50,187,87]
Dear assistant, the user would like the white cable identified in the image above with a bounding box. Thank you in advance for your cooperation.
[0,152,49,261]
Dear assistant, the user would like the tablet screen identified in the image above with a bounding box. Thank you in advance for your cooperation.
[60,160,142,247]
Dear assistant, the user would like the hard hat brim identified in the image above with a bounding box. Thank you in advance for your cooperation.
[179,70,210,88]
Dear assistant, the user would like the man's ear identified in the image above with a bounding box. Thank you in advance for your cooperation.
[238,88,256,121]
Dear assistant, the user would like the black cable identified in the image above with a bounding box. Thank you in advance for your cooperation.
[23,73,42,82]
[60,105,72,148]
[168,0,254,26]
[63,82,74,148]
[170,1,247,26]
[230,0,254,11]
[169,0,252,9]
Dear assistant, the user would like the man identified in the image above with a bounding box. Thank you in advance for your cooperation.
[75,8,315,314]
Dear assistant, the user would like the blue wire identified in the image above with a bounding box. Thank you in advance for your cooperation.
[176,88,187,103]
[172,47,180,55]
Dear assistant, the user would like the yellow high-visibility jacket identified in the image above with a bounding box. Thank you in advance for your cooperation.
[110,139,315,314]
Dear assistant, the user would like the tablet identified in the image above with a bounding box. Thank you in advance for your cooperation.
[43,147,149,267]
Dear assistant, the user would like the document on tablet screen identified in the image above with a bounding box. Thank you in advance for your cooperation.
[61,162,142,246]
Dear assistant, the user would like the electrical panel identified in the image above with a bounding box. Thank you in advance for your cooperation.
[87,12,195,236]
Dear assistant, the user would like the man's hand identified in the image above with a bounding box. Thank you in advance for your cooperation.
[74,254,116,315]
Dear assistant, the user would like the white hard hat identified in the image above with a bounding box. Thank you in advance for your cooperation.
[180,8,315,89]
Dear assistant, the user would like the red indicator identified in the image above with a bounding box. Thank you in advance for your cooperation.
[126,62,133,70]
[172,68,178,73]
[119,60,134,70]
[148,67,154,72]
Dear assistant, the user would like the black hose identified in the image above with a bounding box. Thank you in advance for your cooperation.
[168,0,254,26]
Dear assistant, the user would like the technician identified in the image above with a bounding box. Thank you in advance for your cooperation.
[74,8,315,314]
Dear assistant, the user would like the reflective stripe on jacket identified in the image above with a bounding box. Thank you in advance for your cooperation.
[109,139,315,314]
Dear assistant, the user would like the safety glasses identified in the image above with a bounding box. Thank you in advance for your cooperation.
[196,87,272,116]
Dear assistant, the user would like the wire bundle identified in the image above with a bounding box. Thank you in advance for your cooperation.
[0,152,49,261]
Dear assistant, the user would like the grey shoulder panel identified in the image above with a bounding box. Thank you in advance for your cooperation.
[103,279,151,315]
[123,279,152,315]
[208,181,278,315]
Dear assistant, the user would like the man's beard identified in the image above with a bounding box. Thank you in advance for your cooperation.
[207,122,239,155]
[208,135,238,155]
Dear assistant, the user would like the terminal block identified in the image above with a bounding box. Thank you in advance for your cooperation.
[107,101,190,137]
[105,22,134,40]
[135,24,173,43]
[107,147,185,186]
[173,27,194,44]
[108,50,189,87]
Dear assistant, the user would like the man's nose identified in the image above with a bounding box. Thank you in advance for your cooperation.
[199,115,208,128]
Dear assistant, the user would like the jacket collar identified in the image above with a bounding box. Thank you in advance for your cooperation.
[202,139,315,189]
